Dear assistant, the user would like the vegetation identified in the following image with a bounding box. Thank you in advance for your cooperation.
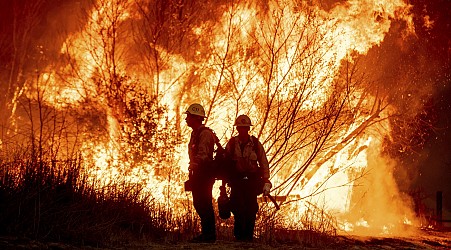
[0,155,338,247]
[0,157,175,246]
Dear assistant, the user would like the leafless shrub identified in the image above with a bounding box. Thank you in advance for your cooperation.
[254,201,337,247]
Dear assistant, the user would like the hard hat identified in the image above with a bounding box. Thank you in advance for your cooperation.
[185,103,206,117]
[234,115,253,127]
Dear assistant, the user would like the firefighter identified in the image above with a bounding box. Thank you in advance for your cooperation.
[185,103,216,243]
[225,114,272,242]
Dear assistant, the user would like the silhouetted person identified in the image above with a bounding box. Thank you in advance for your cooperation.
[225,115,272,242]
[185,103,216,243]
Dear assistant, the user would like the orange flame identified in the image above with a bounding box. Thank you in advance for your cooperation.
[21,0,420,236]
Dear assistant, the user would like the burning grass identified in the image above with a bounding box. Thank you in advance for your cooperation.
[0,154,338,248]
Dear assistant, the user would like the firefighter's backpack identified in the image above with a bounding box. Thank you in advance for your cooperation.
[194,127,234,180]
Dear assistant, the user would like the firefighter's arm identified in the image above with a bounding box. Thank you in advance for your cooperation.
[224,137,234,157]
[256,141,272,195]
[256,141,270,180]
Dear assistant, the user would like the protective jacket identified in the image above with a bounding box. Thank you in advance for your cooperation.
[188,125,215,171]
[226,135,270,180]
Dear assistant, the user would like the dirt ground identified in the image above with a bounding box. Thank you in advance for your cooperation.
[1,229,450,249]
[144,230,451,250]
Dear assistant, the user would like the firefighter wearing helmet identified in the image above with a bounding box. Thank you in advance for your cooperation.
[225,114,272,242]
[234,114,253,126]
[185,103,206,118]
[184,103,217,243]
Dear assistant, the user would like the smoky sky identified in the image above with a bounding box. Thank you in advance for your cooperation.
[373,0,451,216]
[404,0,450,216]
[1,0,450,216]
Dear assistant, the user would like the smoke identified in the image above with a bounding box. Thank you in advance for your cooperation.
[356,0,451,217]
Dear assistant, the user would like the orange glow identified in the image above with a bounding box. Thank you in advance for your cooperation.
[13,0,422,236]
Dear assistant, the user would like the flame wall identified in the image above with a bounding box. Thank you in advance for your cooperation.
[1,0,450,235]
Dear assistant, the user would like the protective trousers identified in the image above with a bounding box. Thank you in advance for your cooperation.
[191,174,216,238]
[230,177,259,241]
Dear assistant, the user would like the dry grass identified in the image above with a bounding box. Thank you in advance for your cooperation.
[0,156,198,247]
[0,155,338,248]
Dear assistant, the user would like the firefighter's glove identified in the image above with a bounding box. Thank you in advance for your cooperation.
[263,182,272,196]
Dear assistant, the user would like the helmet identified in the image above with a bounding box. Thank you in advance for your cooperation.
[234,115,253,127]
[185,103,206,117]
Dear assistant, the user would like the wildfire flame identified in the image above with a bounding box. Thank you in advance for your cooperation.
[8,0,423,236]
